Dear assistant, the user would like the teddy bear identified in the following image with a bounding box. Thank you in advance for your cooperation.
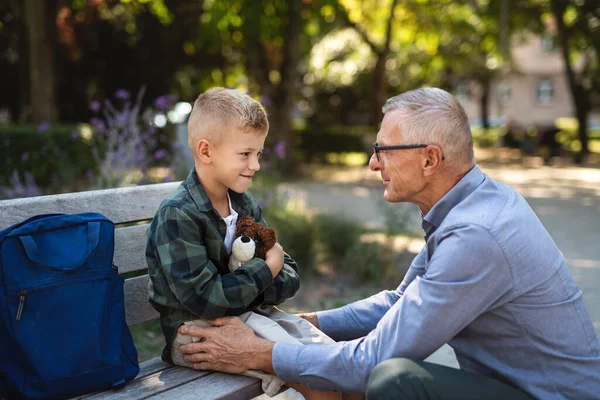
[228,215,277,272]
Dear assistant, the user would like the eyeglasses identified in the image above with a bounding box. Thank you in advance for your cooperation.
[373,143,445,162]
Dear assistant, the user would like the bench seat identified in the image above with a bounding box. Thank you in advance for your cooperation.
[0,183,265,400]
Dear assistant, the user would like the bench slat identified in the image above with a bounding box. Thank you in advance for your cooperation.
[124,275,159,326]
[114,224,149,275]
[79,365,212,400]
[146,372,263,400]
[73,358,174,399]
[0,182,179,230]
[136,357,173,379]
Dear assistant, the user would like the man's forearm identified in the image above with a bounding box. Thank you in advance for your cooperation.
[249,339,276,374]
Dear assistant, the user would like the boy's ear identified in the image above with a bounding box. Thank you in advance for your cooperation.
[197,139,212,165]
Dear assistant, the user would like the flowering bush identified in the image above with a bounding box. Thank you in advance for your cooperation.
[89,87,178,188]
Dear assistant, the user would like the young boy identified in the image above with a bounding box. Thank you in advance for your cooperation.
[146,88,338,399]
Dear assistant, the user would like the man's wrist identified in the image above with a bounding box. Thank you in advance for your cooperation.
[248,338,275,374]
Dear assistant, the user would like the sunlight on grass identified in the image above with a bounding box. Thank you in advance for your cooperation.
[325,152,369,166]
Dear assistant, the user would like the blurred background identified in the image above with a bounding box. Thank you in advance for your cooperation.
[1,0,599,363]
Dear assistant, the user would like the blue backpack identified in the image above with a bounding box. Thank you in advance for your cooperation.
[0,213,139,399]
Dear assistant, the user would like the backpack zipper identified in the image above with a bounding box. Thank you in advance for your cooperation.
[16,290,27,322]
[10,270,114,322]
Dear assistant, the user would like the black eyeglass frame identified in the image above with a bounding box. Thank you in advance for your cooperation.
[372,143,445,161]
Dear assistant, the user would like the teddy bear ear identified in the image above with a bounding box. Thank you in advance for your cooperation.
[237,216,255,231]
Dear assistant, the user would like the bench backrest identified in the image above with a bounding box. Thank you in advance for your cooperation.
[0,182,181,326]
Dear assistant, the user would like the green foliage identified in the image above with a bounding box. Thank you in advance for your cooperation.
[263,207,319,274]
[376,197,414,237]
[296,125,375,163]
[313,214,363,261]
[0,124,96,189]
[129,318,165,362]
[342,240,389,283]
[471,127,503,148]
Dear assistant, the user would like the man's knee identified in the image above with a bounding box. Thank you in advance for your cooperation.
[366,358,432,400]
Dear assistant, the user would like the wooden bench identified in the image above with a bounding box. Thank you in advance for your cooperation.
[0,183,266,400]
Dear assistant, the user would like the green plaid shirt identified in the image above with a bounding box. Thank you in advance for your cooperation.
[146,169,300,362]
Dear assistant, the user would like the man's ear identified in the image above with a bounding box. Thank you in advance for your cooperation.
[422,145,444,177]
[197,139,212,165]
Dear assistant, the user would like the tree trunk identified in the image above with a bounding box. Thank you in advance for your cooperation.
[480,78,490,130]
[371,0,398,125]
[575,103,589,164]
[271,0,302,176]
[24,0,58,123]
[550,0,589,163]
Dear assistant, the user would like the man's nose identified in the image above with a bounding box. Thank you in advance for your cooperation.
[369,153,381,171]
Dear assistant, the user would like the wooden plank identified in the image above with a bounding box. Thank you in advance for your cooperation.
[136,357,173,379]
[114,224,149,275]
[79,366,212,400]
[0,182,180,230]
[124,275,159,326]
[147,372,263,400]
[74,358,174,399]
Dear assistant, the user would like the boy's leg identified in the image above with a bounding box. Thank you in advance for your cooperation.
[366,358,534,400]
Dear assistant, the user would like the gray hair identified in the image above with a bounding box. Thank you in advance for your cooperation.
[382,88,474,169]
[187,87,268,150]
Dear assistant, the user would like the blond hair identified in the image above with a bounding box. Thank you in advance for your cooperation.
[187,87,268,151]
[383,88,475,170]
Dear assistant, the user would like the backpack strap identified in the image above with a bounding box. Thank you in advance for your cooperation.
[18,221,101,270]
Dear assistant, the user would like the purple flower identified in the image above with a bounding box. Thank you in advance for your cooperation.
[153,149,168,161]
[89,117,105,132]
[85,170,94,179]
[274,141,286,159]
[115,89,130,100]
[163,175,172,182]
[21,153,29,161]
[259,96,272,107]
[261,161,272,169]
[37,123,50,133]
[154,95,178,111]
[71,130,79,139]
[135,151,145,164]
[265,190,273,199]
[89,101,101,112]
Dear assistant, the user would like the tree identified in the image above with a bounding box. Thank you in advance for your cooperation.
[23,0,59,123]
[337,0,399,125]
[549,0,599,163]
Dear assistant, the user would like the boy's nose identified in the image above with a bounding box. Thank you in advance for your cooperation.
[250,155,261,171]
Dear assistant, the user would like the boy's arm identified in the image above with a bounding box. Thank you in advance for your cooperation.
[260,252,300,305]
[254,211,301,305]
[152,206,274,319]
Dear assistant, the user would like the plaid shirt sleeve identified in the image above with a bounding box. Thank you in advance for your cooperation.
[153,205,275,319]
[255,212,301,306]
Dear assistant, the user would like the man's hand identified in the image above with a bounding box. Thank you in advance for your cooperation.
[297,312,319,329]
[178,317,275,374]
[265,242,284,278]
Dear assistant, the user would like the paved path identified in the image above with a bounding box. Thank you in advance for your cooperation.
[279,163,600,368]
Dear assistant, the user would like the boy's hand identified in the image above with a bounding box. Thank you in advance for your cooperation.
[297,312,320,329]
[265,242,284,278]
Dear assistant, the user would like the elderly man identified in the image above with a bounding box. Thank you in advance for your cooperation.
[177,88,600,399]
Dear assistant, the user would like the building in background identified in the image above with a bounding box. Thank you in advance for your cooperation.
[458,32,595,129]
